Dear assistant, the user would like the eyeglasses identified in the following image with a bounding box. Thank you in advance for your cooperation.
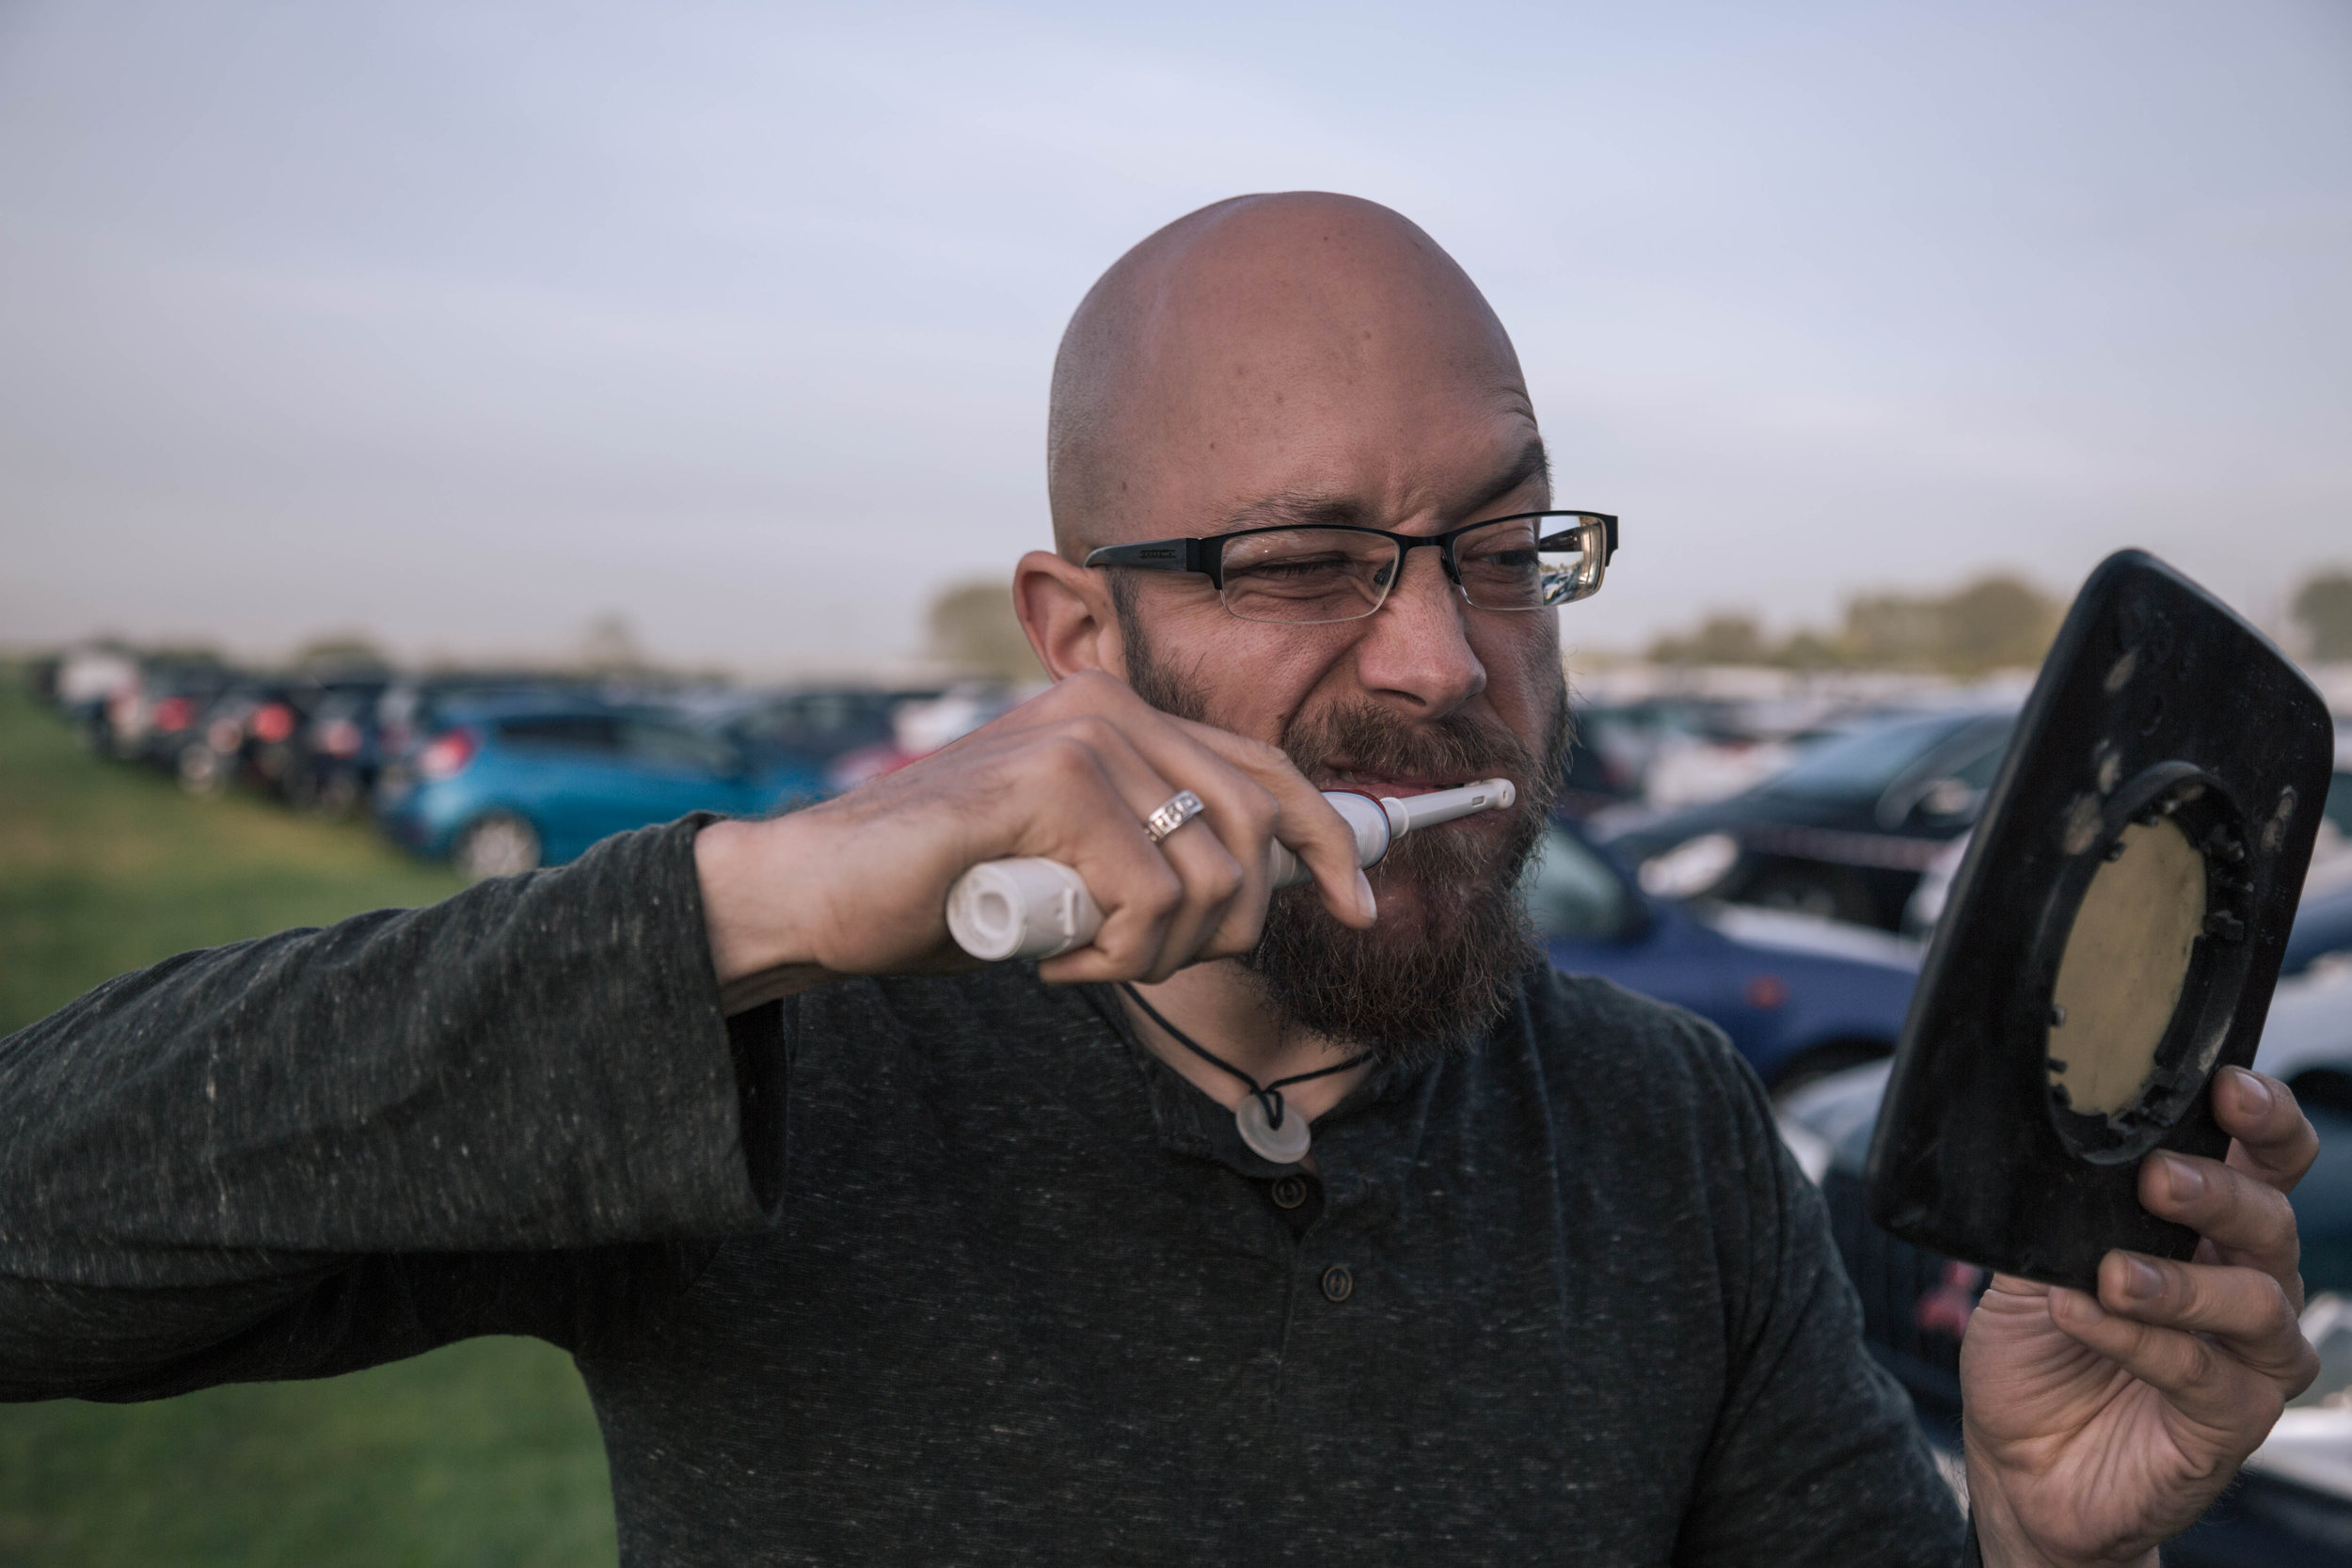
[1083,511,1617,626]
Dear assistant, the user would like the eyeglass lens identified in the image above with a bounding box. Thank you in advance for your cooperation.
[1216,517,1601,625]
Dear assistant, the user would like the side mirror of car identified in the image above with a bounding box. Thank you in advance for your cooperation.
[1913,777,1980,823]
[1868,549,2332,1291]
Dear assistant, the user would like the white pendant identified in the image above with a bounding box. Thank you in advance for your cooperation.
[1235,1093,1311,1164]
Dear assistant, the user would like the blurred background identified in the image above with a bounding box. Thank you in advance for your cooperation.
[3,1,2349,1563]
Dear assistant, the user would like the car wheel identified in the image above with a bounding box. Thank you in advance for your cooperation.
[177,745,225,796]
[452,812,542,879]
[315,769,363,817]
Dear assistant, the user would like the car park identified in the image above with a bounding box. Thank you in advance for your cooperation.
[1527,816,1921,1090]
[1601,706,2018,931]
[375,699,831,877]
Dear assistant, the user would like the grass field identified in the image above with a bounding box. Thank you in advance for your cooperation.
[0,678,620,1567]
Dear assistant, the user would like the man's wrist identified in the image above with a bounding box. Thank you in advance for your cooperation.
[694,815,843,1013]
[1966,1451,2161,1568]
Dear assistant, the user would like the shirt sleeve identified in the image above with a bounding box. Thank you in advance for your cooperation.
[1672,1025,1968,1566]
[0,816,786,1401]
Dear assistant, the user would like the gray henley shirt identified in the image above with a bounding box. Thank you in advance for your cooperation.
[0,816,1963,1564]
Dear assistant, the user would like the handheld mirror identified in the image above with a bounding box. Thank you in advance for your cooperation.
[1866,549,2334,1290]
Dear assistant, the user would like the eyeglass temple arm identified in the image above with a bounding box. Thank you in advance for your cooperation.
[1081,538,1218,580]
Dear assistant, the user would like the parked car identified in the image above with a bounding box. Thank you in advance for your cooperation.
[723,687,937,774]
[39,642,139,747]
[105,659,238,773]
[1779,1058,2352,1564]
[827,687,1026,789]
[372,673,602,768]
[1527,816,1921,1090]
[163,676,389,799]
[375,700,831,877]
[281,682,399,814]
[1601,707,2018,931]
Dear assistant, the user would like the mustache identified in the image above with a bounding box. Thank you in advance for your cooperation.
[1280,701,1540,792]
[1278,698,1571,833]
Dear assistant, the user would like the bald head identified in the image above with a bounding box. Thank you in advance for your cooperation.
[1046,193,1536,561]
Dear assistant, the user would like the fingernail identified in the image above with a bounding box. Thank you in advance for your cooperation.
[2160,1151,2206,1202]
[2122,1255,2164,1301]
[2227,1066,2275,1115]
[1354,870,1377,920]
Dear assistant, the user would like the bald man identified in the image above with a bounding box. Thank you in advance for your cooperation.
[0,195,2318,1568]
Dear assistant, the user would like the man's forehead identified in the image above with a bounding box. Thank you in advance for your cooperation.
[1049,193,1536,557]
[1208,434,1552,540]
[1123,202,1521,414]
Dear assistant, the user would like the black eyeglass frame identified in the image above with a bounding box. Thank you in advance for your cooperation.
[1082,510,1619,615]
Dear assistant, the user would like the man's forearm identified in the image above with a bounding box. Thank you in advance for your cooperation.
[0,818,769,1289]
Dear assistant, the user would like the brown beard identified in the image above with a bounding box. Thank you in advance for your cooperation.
[1119,596,1570,1067]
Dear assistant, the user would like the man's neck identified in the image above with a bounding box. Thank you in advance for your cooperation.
[1121,963,1375,1128]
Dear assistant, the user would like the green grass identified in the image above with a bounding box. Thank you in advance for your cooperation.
[0,678,620,1567]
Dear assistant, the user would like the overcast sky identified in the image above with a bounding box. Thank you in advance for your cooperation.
[3,0,2347,673]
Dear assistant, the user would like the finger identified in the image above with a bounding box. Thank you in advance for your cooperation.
[1120,731,1293,964]
[1015,724,1196,983]
[1060,719,1289,973]
[2140,1148,2303,1306]
[2047,1285,2290,1434]
[2214,1067,2319,1196]
[1025,715,1299,980]
[1143,807,1255,978]
[2092,1251,2315,1390]
[1168,716,1376,929]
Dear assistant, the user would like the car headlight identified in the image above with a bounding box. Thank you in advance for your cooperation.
[1639,832,1740,899]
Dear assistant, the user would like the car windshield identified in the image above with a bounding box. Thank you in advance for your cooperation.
[1757,713,1983,802]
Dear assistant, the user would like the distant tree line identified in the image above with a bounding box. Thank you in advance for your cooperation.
[2295,570,2352,662]
[928,580,1046,684]
[1646,565,2352,674]
[1647,575,2063,675]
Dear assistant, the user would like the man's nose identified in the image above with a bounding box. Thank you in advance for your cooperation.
[1352,546,1486,716]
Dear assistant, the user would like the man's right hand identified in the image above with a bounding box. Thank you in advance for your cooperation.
[693,672,1378,1013]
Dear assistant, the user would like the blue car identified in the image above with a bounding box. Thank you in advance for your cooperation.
[376,702,829,877]
[1529,817,1920,1089]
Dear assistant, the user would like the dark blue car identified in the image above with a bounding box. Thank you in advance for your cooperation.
[376,701,829,877]
[1528,817,1919,1089]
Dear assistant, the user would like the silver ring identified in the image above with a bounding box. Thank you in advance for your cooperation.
[1143,790,1206,845]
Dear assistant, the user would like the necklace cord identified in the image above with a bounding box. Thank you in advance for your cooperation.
[1117,984,1373,1132]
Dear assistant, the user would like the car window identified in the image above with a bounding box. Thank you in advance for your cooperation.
[737,692,895,752]
[1759,713,1981,801]
[1521,825,1631,941]
[2328,770,2352,838]
[497,715,621,754]
[1947,733,2010,790]
[620,719,735,773]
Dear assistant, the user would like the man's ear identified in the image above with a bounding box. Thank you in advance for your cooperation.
[1013,549,1127,682]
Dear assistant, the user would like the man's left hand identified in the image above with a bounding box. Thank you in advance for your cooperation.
[1961,1065,2322,1567]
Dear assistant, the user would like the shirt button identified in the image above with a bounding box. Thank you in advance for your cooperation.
[1270,1175,1309,1211]
[1321,1264,1354,1303]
